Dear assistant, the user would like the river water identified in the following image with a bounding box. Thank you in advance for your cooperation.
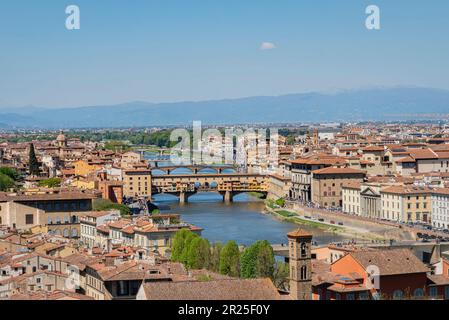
[146,152,349,246]
[153,193,348,246]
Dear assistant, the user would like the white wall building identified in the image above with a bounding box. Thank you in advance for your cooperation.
[432,189,449,229]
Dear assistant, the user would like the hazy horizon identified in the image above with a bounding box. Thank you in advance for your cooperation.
[1,85,448,110]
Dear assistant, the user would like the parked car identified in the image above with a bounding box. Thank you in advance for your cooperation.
[338,222,344,226]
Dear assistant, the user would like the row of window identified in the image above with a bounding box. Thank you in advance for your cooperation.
[34,201,89,211]
[48,228,78,237]
[323,190,342,197]
[47,216,78,225]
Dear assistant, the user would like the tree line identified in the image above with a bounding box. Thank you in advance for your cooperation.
[0,167,20,191]
[170,229,289,290]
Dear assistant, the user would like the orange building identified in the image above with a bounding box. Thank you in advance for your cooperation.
[327,249,429,300]
[73,160,103,176]
[98,180,124,204]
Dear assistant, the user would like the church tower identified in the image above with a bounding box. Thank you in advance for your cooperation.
[288,229,313,300]
[56,131,67,148]
[312,128,319,146]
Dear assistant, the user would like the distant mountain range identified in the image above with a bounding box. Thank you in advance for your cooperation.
[1,87,449,129]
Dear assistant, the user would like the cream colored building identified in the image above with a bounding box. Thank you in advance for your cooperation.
[0,189,100,237]
[97,215,202,256]
[381,186,432,223]
[80,210,121,248]
[267,174,292,200]
[120,151,143,169]
[431,188,449,229]
[122,169,152,198]
[342,182,361,216]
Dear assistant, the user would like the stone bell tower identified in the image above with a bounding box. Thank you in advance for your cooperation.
[288,229,313,300]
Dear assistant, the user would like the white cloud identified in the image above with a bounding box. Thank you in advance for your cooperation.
[260,42,276,50]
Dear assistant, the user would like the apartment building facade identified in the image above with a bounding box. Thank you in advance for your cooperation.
[381,186,432,223]
[122,169,152,198]
[311,167,366,208]
[432,189,449,229]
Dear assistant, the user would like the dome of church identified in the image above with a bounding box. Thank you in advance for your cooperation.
[56,132,66,142]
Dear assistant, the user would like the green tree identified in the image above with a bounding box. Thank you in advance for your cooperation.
[0,173,15,191]
[38,177,61,188]
[272,261,290,291]
[275,198,285,207]
[92,198,131,217]
[180,231,199,266]
[171,229,192,262]
[219,240,240,277]
[187,237,211,269]
[209,243,223,273]
[0,167,20,181]
[255,240,275,278]
[240,243,259,278]
[29,143,40,176]
[240,240,274,279]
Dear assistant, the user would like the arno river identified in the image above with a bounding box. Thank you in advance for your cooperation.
[153,193,348,246]
[146,153,349,246]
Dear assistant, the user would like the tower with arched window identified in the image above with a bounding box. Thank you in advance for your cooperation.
[288,229,313,300]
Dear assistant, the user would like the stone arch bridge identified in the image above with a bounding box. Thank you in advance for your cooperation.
[151,173,268,203]
[151,165,237,175]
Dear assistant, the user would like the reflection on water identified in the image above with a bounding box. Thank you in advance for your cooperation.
[153,193,349,246]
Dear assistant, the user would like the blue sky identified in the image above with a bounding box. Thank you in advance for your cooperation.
[0,0,448,108]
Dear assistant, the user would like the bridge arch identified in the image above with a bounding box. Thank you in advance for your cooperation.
[151,169,166,175]
[152,193,180,202]
[196,167,220,174]
[170,167,195,175]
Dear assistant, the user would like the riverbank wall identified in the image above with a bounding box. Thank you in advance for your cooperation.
[286,203,416,241]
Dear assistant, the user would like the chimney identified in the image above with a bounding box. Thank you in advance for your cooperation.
[104,256,115,267]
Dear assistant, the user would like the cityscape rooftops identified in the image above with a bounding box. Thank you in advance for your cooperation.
[0,188,101,202]
[139,278,284,300]
[381,185,433,195]
[312,167,366,175]
[347,249,430,276]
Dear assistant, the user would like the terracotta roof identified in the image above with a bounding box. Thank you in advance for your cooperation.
[362,146,385,152]
[381,185,433,195]
[0,189,100,202]
[408,148,438,160]
[83,211,118,218]
[427,274,449,286]
[287,229,313,238]
[10,290,94,300]
[396,156,416,163]
[435,151,449,159]
[432,188,449,196]
[140,278,283,300]
[348,249,429,276]
[341,181,361,190]
[96,225,110,233]
[93,261,169,282]
[108,219,132,229]
[289,155,347,166]
[312,167,366,175]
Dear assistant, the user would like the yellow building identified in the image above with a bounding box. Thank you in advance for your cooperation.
[73,160,103,177]
[69,175,97,190]
[380,186,432,223]
[122,169,152,198]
